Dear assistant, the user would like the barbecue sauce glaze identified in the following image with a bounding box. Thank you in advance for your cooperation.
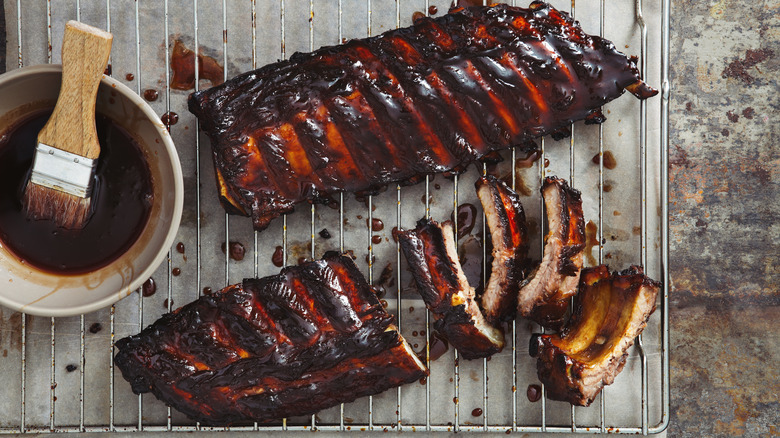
[0,109,153,275]
[190,3,656,232]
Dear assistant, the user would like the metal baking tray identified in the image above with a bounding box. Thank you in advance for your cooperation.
[0,0,670,434]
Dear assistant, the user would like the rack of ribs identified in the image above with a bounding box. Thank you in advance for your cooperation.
[517,176,585,330]
[476,175,530,324]
[114,253,427,425]
[529,265,661,406]
[188,1,657,232]
[394,218,505,360]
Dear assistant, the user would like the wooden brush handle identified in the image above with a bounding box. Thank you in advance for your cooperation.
[37,21,113,159]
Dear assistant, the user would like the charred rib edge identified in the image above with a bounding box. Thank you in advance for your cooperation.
[529,265,660,406]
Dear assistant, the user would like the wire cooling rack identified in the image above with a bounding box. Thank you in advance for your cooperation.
[0,0,670,434]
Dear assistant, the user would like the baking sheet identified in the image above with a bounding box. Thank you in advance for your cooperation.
[0,0,666,433]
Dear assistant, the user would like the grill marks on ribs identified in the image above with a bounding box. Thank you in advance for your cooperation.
[476,175,530,324]
[395,219,505,360]
[529,265,660,406]
[188,2,657,231]
[114,253,427,425]
[517,176,585,330]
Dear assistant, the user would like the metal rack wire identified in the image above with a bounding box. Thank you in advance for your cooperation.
[0,0,669,434]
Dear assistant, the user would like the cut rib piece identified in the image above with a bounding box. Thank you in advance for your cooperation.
[529,265,661,406]
[476,175,530,324]
[395,218,504,360]
[188,2,657,232]
[114,253,427,425]
[517,176,585,329]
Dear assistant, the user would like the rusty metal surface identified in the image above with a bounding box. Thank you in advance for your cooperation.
[668,0,779,436]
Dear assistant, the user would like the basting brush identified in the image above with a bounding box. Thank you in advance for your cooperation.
[23,21,113,230]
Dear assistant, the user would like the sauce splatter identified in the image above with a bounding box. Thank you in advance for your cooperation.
[272,246,284,267]
[471,408,483,417]
[429,332,449,360]
[88,323,102,334]
[229,242,245,261]
[172,267,181,276]
[527,384,542,402]
[125,73,134,81]
[161,111,179,127]
[591,151,617,169]
[452,203,477,238]
[584,220,599,266]
[170,39,224,90]
[143,89,159,102]
[203,287,212,295]
[222,241,246,261]
[516,149,541,168]
[176,242,185,253]
[142,278,156,297]
[370,218,384,232]
[318,228,331,239]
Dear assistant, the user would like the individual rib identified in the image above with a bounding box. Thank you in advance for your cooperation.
[395,218,504,360]
[529,265,661,406]
[517,176,585,329]
[476,175,530,324]
[188,2,657,232]
[114,253,427,425]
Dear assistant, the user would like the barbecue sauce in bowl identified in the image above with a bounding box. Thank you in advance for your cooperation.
[0,109,153,275]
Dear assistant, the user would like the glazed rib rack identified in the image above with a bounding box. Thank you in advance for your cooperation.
[0,0,669,434]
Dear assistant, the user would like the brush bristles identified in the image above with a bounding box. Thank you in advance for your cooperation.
[23,182,93,230]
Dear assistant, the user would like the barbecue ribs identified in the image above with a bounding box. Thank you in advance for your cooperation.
[529,265,660,406]
[517,176,585,329]
[188,2,657,232]
[114,253,427,425]
[394,218,505,360]
[476,175,530,324]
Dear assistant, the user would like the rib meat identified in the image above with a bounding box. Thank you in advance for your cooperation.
[516,176,585,329]
[529,265,660,406]
[394,218,504,360]
[188,2,657,232]
[114,253,427,425]
[475,175,530,324]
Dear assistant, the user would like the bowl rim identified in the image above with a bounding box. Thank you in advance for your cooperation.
[0,64,184,317]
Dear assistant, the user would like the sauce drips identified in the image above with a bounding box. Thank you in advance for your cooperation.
[142,278,157,297]
[143,89,159,102]
[170,39,224,91]
[271,245,284,267]
[584,220,599,266]
[370,218,384,232]
[527,384,542,402]
[452,203,477,238]
[592,151,617,169]
[0,109,153,275]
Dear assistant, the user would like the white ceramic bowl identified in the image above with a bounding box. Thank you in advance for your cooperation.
[0,64,183,317]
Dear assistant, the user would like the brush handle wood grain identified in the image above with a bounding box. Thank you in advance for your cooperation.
[37,21,112,160]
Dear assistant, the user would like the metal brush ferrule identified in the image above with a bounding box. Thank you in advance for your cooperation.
[30,143,97,198]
